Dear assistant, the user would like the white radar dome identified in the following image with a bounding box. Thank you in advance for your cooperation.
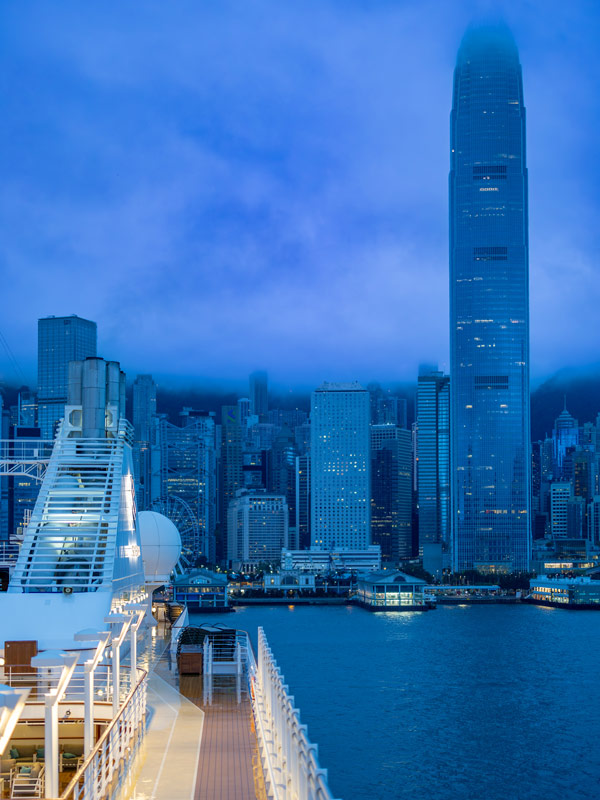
[138,511,182,582]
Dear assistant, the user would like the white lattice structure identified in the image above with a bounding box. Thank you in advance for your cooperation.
[1,358,147,648]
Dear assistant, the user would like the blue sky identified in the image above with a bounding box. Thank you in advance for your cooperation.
[1,0,599,389]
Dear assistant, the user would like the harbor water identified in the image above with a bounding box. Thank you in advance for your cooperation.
[191,604,600,799]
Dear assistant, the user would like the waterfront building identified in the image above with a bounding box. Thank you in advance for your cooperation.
[370,424,412,563]
[227,489,288,569]
[311,382,371,550]
[172,568,229,610]
[156,411,217,562]
[528,575,600,607]
[132,374,157,511]
[449,27,531,573]
[37,315,97,438]
[281,545,381,573]
[262,570,316,593]
[416,372,450,566]
[249,370,268,419]
[356,570,428,610]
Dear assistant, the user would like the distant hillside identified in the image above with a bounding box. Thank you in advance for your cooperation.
[3,371,600,439]
[531,369,600,440]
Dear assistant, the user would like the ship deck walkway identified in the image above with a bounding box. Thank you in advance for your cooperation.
[122,625,262,800]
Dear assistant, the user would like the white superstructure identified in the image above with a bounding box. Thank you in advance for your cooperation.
[1,358,147,648]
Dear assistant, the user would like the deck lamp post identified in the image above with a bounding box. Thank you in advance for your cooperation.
[103,614,133,716]
[73,629,110,756]
[123,604,146,677]
[30,651,78,799]
[0,684,30,756]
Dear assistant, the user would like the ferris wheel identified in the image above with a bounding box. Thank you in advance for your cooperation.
[150,495,201,559]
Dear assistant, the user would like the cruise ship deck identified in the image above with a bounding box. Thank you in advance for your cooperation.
[128,627,263,800]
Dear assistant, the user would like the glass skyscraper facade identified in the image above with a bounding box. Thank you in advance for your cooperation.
[311,382,370,550]
[450,27,530,572]
[37,315,97,438]
[417,371,450,553]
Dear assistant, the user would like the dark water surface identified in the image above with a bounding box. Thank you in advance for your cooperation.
[191,604,600,800]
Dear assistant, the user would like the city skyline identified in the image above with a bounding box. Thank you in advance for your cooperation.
[1,1,600,385]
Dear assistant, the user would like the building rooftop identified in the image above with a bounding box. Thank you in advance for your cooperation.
[359,570,427,585]
[315,381,365,392]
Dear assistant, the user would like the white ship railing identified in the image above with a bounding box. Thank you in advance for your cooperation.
[2,663,135,706]
[59,666,147,800]
[247,627,341,800]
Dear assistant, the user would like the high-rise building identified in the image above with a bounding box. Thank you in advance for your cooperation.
[37,315,97,438]
[550,482,572,539]
[449,27,530,573]
[227,489,288,569]
[295,454,311,549]
[156,411,217,561]
[220,405,244,563]
[311,382,370,550]
[416,372,450,557]
[249,371,268,419]
[370,425,412,563]
[132,374,157,511]
[552,404,579,479]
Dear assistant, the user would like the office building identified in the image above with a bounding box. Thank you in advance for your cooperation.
[295,454,311,549]
[156,412,217,561]
[552,404,579,479]
[37,315,97,438]
[449,27,530,573]
[220,405,244,562]
[370,425,412,563]
[416,372,450,564]
[132,374,157,511]
[311,382,370,550]
[249,370,268,419]
[550,482,572,539]
[227,489,288,569]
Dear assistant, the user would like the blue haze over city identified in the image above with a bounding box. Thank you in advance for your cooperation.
[1,0,600,387]
[1,2,600,800]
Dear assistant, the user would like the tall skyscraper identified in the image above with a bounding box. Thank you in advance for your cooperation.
[220,405,244,562]
[249,370,268,419]
[132,374,157,511]
[311,382,370,550]
[450,27,530,572]
[417,372,450,556]
[37,315,97,438]
[370,425,412,563]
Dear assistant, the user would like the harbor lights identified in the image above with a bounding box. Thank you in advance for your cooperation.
[0,684,30,756]
[30,651,78,799]
[74,629,110,755]
[104,614,133,716]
